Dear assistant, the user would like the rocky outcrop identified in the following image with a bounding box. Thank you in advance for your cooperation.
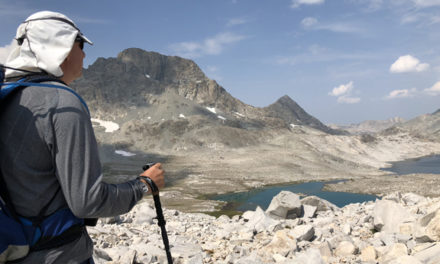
[89,191,440,263]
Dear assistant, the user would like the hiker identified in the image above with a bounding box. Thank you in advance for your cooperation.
[0,11,165,263]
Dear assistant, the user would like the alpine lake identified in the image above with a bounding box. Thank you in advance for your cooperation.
[211,155,440,215]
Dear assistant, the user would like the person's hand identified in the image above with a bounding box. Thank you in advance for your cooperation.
[140,163,165,193]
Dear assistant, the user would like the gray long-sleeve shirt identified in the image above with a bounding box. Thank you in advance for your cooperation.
[0,81,145,263]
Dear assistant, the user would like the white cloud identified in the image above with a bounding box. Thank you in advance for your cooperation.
[0,42,16,64]
[320,23,362,33]
[424,81,440,95]
[385,89,416,99]
[301,17,318,27]
[291,0,325,8]
[390,55,430,73]
[329,81,354,96]
[329,81,361,104]
[169,32,246,58]
[401,11,440,25]
[412,0,440,7]
[337,96,361,104]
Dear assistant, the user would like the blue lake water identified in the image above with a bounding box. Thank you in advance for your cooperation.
[214,155,440,213]
[381,155,440,175]
[213,181,378,212]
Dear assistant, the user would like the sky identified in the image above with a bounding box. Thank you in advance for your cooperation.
[0,0,439,125]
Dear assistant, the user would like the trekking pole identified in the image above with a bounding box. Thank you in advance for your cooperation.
[142,163,173,264]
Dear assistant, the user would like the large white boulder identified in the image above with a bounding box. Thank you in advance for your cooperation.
[335,241,358,257]
[301,195,339,212]
[424,209,440,242]
[302,204,318,218]
[261,230,298,257]
[373,200,413,233]
[402,193,427,206]
[293,248,326,264]
[132,202,157,225]
[388,255,423,264]
[378,243,408,263]
[246,206,281,233]
[266,191,303,219]
[360,246,377,262]
[171,242,203,260]
[290,225,315,242]
[413,208,440,242]
[413,243,440,264]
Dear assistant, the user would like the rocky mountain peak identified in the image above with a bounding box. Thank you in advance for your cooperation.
[265,95,341,134]
[116,48,206,85]
[71,48,344,151]
[276,94,296,103]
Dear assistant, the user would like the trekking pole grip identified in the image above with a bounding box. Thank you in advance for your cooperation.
[141,162,160,195]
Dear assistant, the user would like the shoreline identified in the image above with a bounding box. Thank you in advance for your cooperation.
[100,139,440,214]
[160,167,440,215]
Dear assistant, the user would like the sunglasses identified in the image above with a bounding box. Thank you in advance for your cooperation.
[75,36,84,50]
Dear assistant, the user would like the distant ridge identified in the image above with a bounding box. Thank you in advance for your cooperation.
[329,117,405,135]
[396,109,440,139]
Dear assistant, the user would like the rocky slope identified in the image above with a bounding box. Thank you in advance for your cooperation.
[89,191,440,264]
[395,109,440,140]
[96,123,440,216]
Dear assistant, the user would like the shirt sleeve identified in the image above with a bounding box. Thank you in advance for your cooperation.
[51,88,144,218]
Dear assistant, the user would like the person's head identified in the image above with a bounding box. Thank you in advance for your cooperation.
[4,11,93,83]
[59,35,86,84]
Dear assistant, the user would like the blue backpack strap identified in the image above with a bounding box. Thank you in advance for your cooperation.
[0,78,90,115]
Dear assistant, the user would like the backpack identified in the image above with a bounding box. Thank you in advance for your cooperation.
[0,66,93,263]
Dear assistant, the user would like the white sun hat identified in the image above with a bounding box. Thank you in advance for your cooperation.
[5,11,93,79]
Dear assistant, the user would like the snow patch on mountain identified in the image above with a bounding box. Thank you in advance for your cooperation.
[91,118,120,133]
